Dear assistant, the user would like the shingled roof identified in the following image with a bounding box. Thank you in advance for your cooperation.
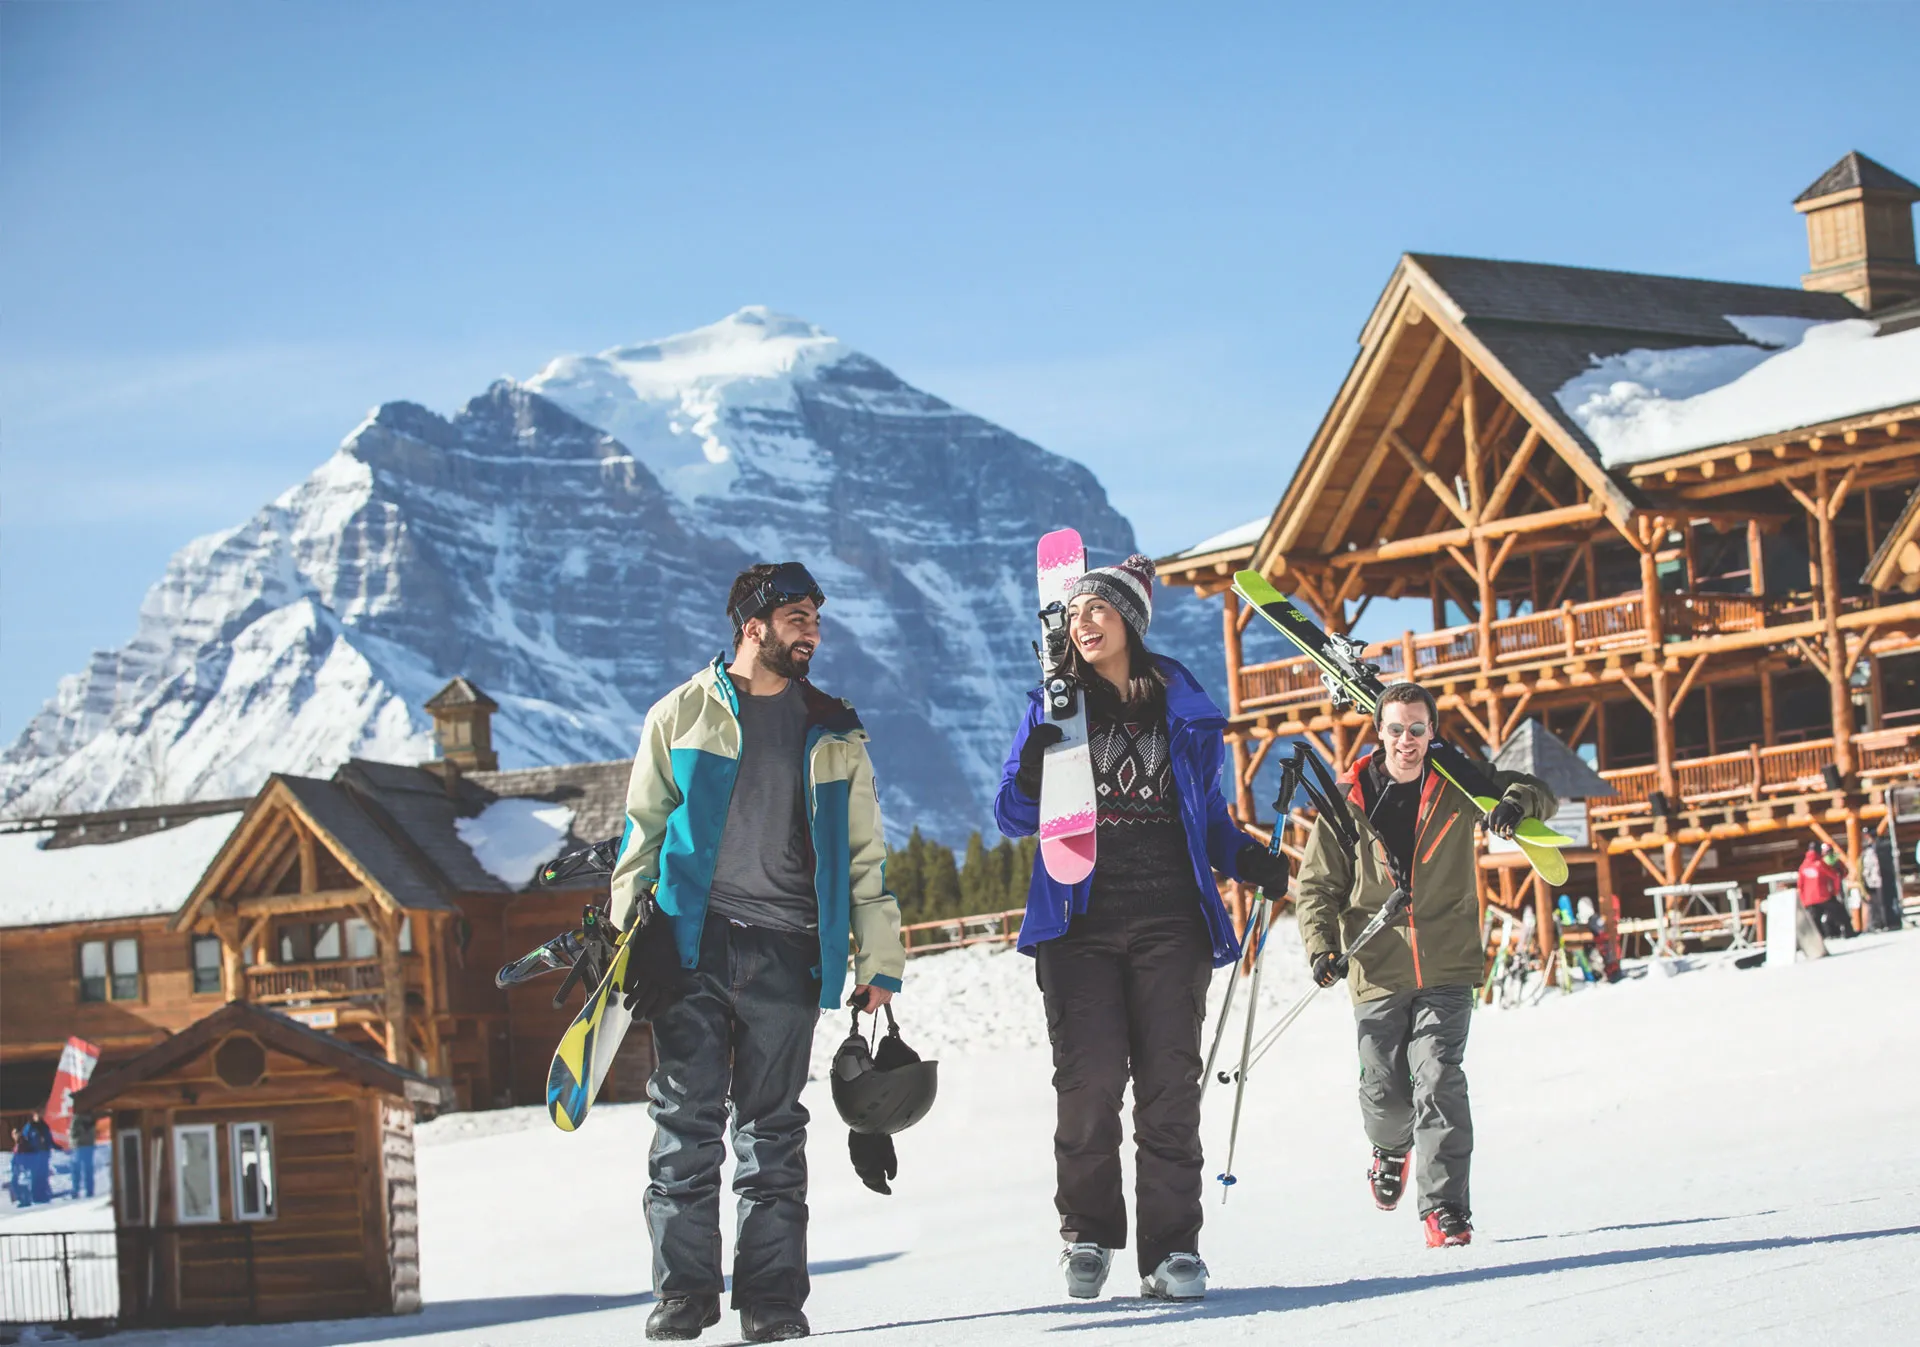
[1406,253,1862,470]
[1794,151,1920,204]
[1491,718,1615,801]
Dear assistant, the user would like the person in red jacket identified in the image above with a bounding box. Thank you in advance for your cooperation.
[1797,843,1852,941]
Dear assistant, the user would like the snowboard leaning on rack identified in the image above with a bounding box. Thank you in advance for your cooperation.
[1035,529,1097,883]
[1230,569,1574,887]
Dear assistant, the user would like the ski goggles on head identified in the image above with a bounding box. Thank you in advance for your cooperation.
[729,561,826,635]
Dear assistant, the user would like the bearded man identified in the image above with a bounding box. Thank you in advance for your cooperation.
[609,562,905,1342]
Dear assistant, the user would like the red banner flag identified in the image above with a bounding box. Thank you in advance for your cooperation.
[44,1037,101,1150]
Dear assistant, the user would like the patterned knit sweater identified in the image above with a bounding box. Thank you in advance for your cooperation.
[1086,681,1203,917]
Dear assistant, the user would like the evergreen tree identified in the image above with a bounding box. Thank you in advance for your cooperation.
[924,841,962,919]
[959,832,991,913]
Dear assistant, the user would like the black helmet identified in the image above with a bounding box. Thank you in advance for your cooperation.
[830,1005,938,1135]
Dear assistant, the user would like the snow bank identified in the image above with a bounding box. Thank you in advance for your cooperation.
[1556,315,1920,465]
[0,812,241,928]
[455,798,575,888]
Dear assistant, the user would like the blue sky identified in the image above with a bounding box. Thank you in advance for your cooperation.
[3,1,1917,738]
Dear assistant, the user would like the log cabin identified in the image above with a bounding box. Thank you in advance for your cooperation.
[70,1000,449,1326]
[1157,150,1920,959]
[2,679,650,1119]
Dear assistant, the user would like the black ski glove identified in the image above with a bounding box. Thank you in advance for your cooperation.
[621,905,688,1021]
[1236,844,1289,896]
[849,1130,898,1195]
[1014,722,1065,801]
[1311,951,1347,989]
[1487,796,1527,840]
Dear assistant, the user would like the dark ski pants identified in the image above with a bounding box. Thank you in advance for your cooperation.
[646,915,820,1309]
[1354,984,1474,1217]
[1035,909,1213,1277]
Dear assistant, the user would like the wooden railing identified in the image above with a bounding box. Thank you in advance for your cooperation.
[1229,588,1873,714]
[900,909,1025,957]
[245,957,386,1003]
[1592,727,1920,819]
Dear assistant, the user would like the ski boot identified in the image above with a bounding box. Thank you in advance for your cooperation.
[646,1294,721,1340]
[1141,1252,1208,1301]
[1060,1243,1112,1299]
[1368,1147,1409,1211]
[1423,1206,1473,1248]
[740,1303,810,1342]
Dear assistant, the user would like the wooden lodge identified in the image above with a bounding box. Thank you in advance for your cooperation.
[70,1000,448,1325]
[1,679,651,1121]
[1157,150,1920,952]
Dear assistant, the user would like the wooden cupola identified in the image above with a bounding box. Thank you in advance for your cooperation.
[423,677,499,772]
[1794,150,1920,313]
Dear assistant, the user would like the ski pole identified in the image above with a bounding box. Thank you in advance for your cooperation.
[1197,940,1245,1106]
[1215,900,1273,1202]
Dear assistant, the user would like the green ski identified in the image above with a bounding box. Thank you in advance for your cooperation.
[1231,569,1571,886]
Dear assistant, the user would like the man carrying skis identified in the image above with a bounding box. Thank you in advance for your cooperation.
[608,562,906,1342]
[1292,681,1554,1248]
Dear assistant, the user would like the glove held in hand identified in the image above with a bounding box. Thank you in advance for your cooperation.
[621,902,688,1021]
[849,1130,898,1195]
[1014,722,1065,801]
[1311,951,1347,989]
[1236,843,1288,894]
[1487,796,1526,840]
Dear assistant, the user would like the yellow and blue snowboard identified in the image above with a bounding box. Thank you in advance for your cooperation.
[546,928,634,1133]
[1231,569,1572,887]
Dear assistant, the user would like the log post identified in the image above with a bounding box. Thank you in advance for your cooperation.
[1474,535,1494,672]
[1814,468,1856,779]
[1594,849,1619,956]
[1748,518,1766,597]
[1223,590,1255,823]
[213,905,246,1003]
[1532,872,1556,964]
[1761,671,1776,745]
[1562,601,1576,659]
[377,909,408,1067]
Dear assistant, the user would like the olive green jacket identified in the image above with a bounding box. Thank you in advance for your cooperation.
[1293,752,1555,1003]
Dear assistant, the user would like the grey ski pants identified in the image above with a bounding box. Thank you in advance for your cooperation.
[1035,909,1213,1276]
[646,915,820,1308]
[1353,984,1474,1217]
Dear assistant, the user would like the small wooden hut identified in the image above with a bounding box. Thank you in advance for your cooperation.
[71,1000,449,1327]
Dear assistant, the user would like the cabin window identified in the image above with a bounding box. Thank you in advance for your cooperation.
[399,916,413,953]
[345,917,378,960]
[190,936,223,994]
[79,939,141,1002]
[278,923,312,963]
[311,921,342,961]
[230,1123,276,1221]
[116,1129,143,1223]
[173,1125,220,1224]
[79,941,108,1001]
[111,938,141,1000]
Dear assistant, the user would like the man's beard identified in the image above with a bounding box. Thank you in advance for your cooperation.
[757,633,813,680]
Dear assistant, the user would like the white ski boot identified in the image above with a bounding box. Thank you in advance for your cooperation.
[1141,1252,1208,1300]
[1060,1243,1112,1299]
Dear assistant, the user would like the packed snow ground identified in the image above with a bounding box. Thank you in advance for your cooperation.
[76,930,1920,1345]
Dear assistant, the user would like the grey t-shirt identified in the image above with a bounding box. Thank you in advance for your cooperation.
[708,681,817,932]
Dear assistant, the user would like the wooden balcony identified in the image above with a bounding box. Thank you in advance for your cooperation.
[1237,590,1837,716]
[1592,725,1920,820]
[245,957,388,1005]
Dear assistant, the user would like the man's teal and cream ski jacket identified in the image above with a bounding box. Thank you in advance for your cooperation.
[608,656,905,1010]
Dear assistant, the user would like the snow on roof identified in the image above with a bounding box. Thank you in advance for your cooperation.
[454,798,576,889]
[1169,516,1268,560]
[1555,315,1920,466]
[0,812,243,929]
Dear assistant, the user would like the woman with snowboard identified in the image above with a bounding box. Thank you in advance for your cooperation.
[994,553,1286,1303]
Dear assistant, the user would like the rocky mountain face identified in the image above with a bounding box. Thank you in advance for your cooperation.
[1,309,1223,844]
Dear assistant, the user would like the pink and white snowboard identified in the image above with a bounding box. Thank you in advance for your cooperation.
[1035,529,1096,884]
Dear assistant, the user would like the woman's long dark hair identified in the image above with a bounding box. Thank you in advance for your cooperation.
[1062,618,1167,712]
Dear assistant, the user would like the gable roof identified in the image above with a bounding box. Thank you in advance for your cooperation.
[1795,151,1920,204]
[1407,253,1862,471]
[1864,484,1920,595]
[1491,718,1616,800]
[72,1000,449,1111]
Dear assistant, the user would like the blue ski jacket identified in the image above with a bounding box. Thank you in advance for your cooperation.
[994,655,1257,968]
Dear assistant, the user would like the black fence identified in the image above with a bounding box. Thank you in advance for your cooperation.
[0,1231,117,1326]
